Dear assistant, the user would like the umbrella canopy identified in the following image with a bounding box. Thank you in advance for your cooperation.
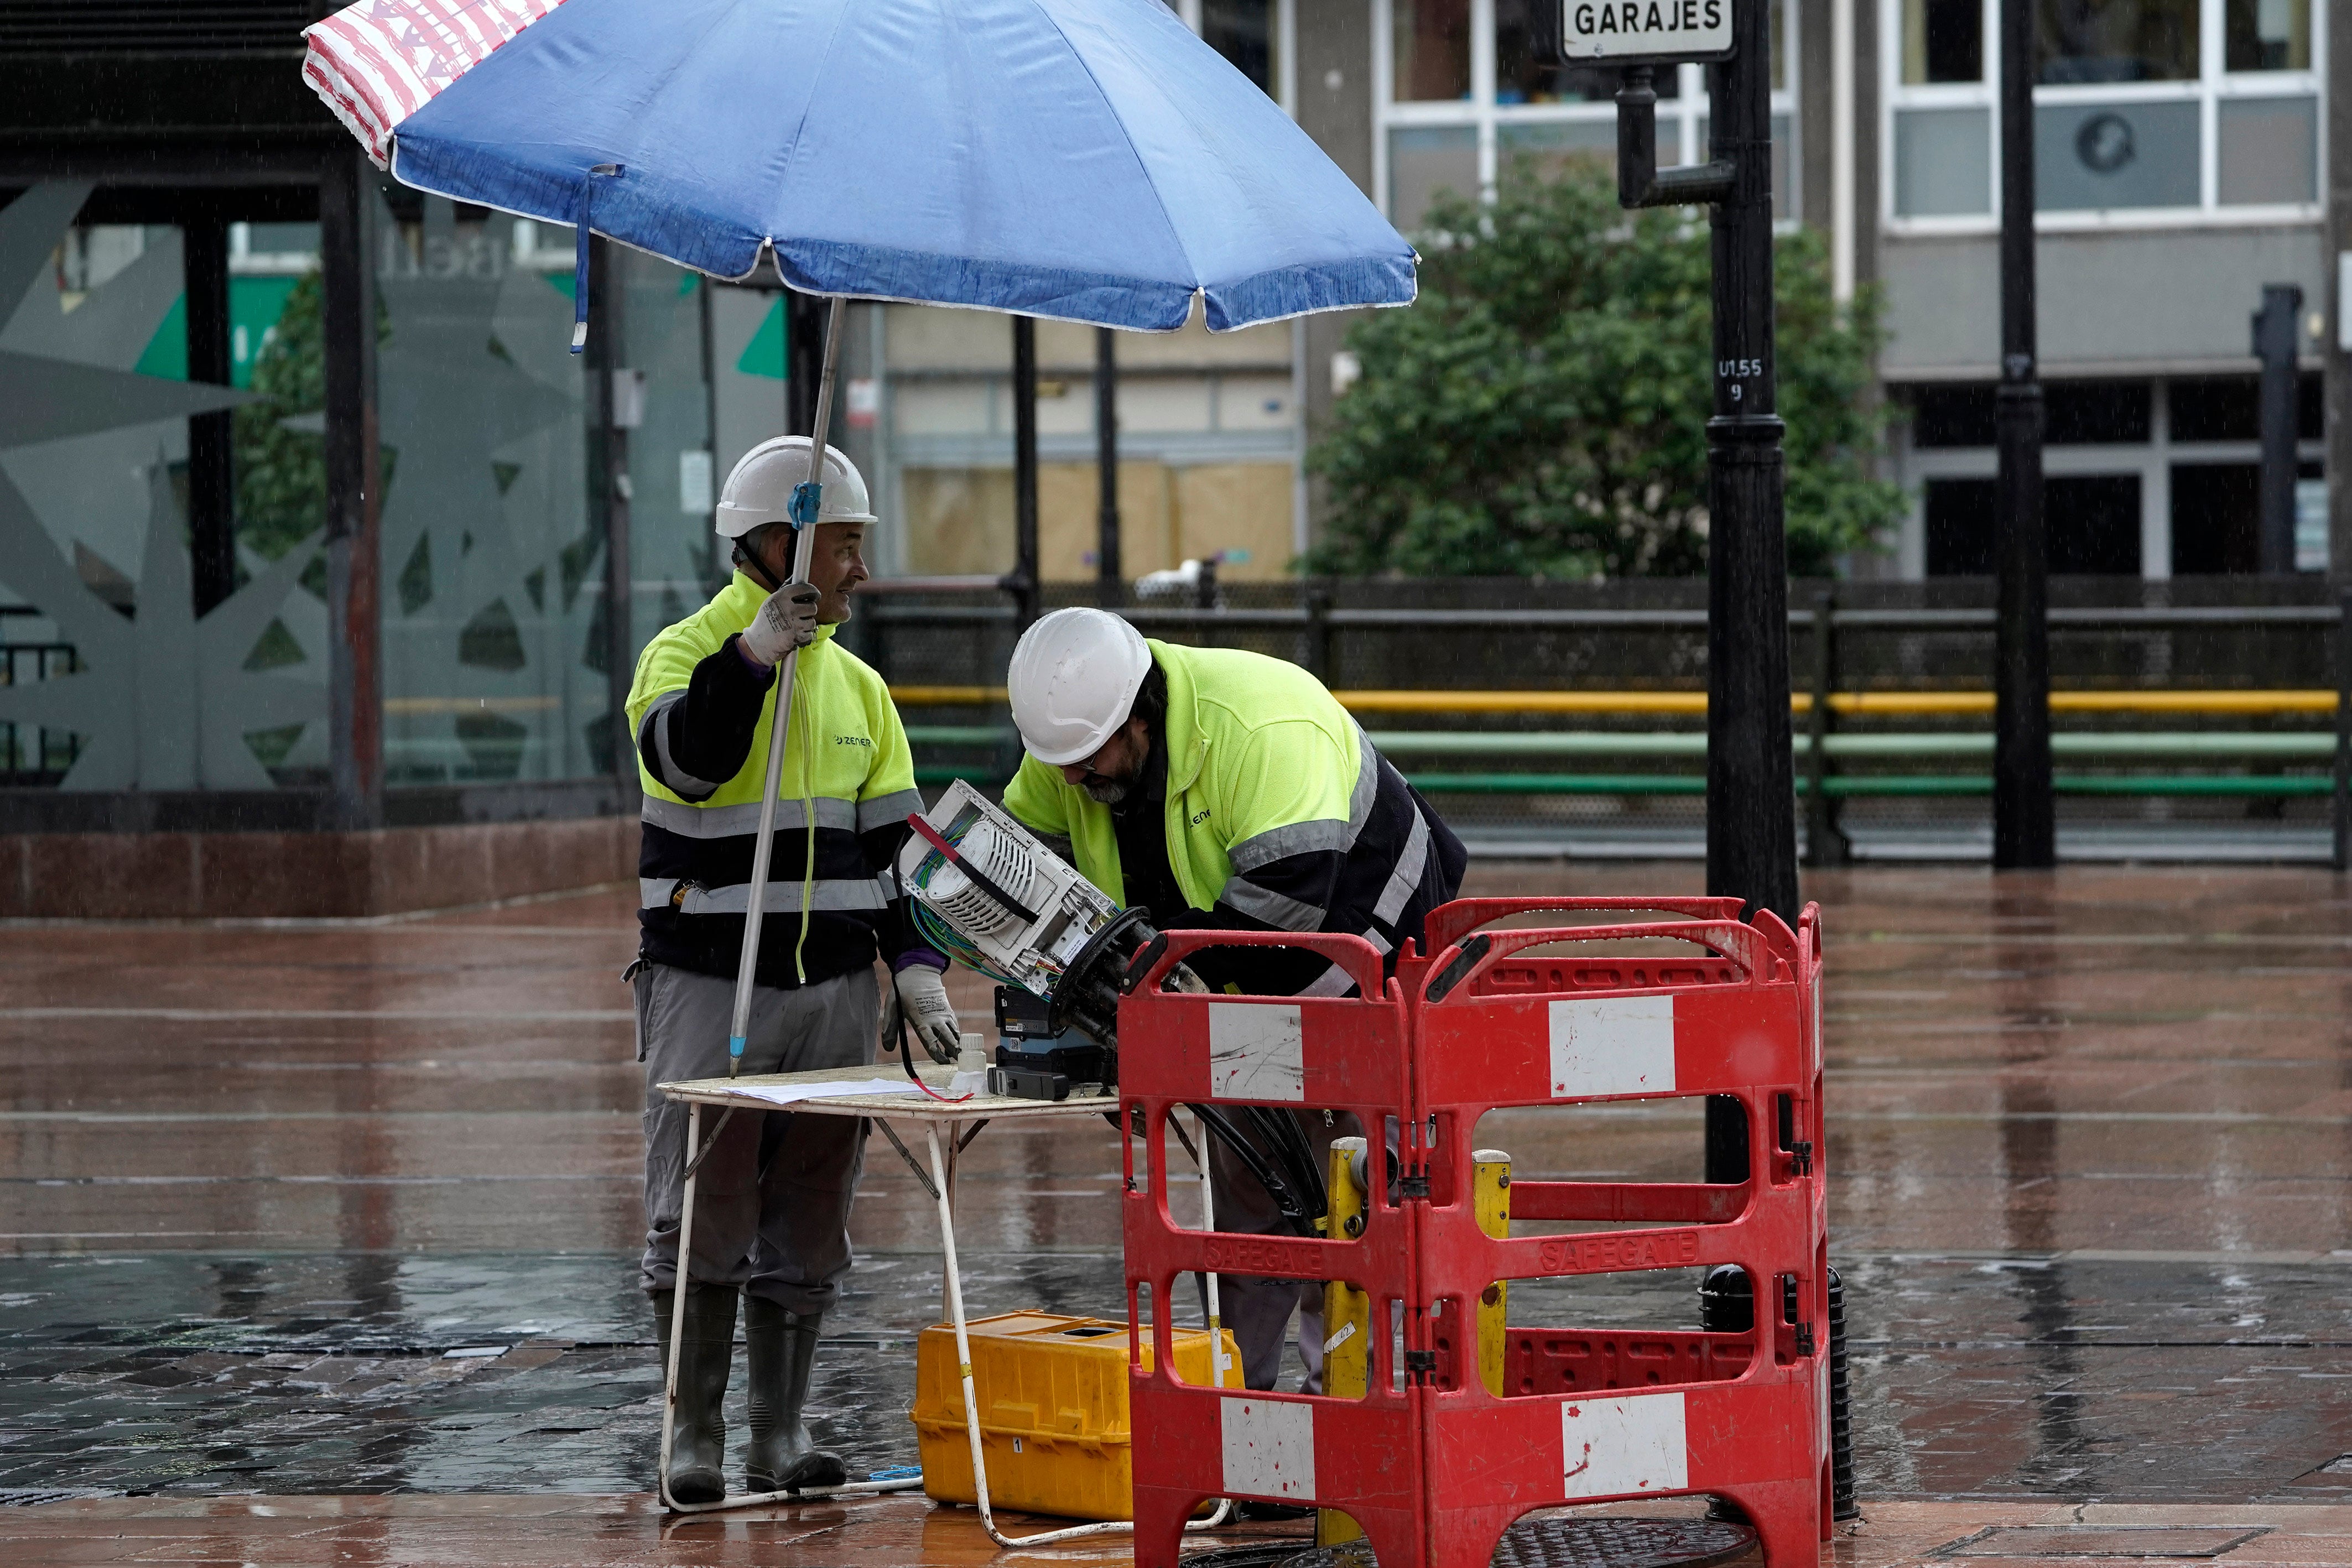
[303,0,1416,332]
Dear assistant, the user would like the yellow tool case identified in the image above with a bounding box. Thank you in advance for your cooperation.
[910,1309,1241,1521]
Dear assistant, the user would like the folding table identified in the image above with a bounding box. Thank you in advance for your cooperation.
[655,1060,1236,1549]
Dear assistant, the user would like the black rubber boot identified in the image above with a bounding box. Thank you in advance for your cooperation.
[743,1296,846,1493]
[653,1284,735,1504]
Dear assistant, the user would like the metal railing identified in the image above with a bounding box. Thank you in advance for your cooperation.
[868,585,2352,867]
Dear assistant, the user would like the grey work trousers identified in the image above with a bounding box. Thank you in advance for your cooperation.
[636,961,879,1315]
[1205,1108,1365,1393]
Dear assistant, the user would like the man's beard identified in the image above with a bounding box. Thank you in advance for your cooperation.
[1079,774,1129,805]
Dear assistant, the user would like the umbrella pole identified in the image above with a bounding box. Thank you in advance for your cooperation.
[722,294,847,1072]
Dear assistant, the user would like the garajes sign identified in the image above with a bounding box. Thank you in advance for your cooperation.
[1526,0,1737,65]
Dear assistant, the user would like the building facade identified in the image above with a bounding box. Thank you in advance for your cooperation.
[861,0,2343,584]
[1260,0,2345,582]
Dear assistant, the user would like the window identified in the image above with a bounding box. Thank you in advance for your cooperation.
[1498,0,1642,103]
[1378,0,1796,230]
[1883,0,2323,222]
[1921,473,2141,574]
[1923,476,1997,573]
[1393,0,1472,101]
[2225,0,2310,69]
[2170,463,2259,574]
[2038,0,2200,81]
[2046,381,2151,444]
[2169,372,2323,441]
[1176,0,1293,107]
[1203,0,1282,97]
[1903,0,1984,82]
[2045,474,2142,572]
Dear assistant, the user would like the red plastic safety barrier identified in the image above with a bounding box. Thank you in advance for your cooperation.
[1118,901,1830,1568]
[1122,930,1426,1568]
[1407,898,1829,1568]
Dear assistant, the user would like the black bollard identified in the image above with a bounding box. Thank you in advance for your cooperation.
[1698,1262,1753,1334]
[1828,1264,1857,1520]
[1698,1263,1856,1523]
[1698,1266,1753,1524]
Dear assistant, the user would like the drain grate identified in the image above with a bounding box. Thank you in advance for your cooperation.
[1186,1516,1756,1568]
[1933,1528,2273,1560]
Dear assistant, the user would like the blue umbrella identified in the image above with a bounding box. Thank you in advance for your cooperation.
[303,0,1416,337]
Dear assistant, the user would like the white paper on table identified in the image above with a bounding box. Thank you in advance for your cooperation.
[724,1079,927,1107]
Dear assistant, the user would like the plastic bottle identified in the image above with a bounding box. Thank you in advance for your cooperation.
[948,1032,990,1097]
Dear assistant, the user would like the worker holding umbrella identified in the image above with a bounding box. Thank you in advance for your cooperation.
[623,437,964,1502]
[301,0,1419,1524]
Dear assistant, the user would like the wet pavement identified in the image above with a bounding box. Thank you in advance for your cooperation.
[3,865,2350,1560]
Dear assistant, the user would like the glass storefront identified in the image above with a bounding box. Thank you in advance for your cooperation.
[0,180,709,796]
[375,195,710,786]
[376,196,600,785]
[0,187,321,791]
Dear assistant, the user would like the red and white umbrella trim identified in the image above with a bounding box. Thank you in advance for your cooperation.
[302,0,570,169]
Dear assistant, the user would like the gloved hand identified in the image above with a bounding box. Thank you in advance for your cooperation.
[739,581,821,668]
[895,965,962,1064]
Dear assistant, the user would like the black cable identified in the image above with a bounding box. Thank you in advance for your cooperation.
[1164,1112,1202,1169]
[1266,1108,1329,1219]
[1187,1102,1313,1237]
[1241,1105,1327,1232]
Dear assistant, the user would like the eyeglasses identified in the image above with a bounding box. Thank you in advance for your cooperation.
[1068,737,1118,776]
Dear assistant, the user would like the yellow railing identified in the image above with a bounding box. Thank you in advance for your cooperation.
[888,686,2341,717]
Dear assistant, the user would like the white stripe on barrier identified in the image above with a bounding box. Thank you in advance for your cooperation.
[1221,1397,1315,1501]
[1561,1390,1687,1499]
[1209,1003,1306,1102]
[1548,995,1675,1098]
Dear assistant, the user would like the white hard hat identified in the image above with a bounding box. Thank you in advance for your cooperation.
[1008,608,1154,767]
[714,435,877,539]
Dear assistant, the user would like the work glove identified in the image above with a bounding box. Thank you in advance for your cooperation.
[738,581,821,668]
[895,965,962,1064]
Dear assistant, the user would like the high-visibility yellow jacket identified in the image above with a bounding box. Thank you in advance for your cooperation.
[1003,640,1464,996]
[627,572,929,988]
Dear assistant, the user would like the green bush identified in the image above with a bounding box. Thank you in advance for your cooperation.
[232,269,327,564]
[1305,161,1903,580]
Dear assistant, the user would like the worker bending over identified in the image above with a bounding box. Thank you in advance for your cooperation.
[1002,607,1466,1393]
[626,438,961,1502]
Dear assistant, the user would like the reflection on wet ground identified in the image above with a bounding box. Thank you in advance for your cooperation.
[3,864,2350,1531]
[8,1250,2351,1506]
[0,1251,1136,1502]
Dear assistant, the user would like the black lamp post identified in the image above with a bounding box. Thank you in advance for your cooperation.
[1991,0,2054,868]
[1607,0,1797,921]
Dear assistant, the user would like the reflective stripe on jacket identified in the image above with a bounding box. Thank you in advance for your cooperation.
[627,572,925,988]
[1002,640,1465,993]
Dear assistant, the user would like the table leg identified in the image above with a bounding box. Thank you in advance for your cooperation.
[658,1102,700,1513]
[1197,1107,1229,1388]
[1193,1110,1232,1525]
[940,1118,960,1325]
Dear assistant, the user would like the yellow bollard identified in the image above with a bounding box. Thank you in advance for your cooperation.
[1317,1135,1370,1549]
[1473,1149,1511,1397]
